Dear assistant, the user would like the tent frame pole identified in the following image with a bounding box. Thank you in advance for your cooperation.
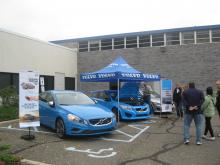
[117,78,120,123]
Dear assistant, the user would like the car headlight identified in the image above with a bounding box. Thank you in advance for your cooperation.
[120,105,133,110]
[67,114,88,125]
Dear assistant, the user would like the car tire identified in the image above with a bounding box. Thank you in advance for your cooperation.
[112,108,120,122]
[56,119,66,139]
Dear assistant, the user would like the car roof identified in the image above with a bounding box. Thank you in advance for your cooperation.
[91,90,117,93]
[42,90,81,94]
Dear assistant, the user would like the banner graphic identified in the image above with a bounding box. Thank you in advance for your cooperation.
[19,71,40,128]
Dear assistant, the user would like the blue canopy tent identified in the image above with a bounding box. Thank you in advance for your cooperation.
[80,56,160,82]
[80,56,160,121]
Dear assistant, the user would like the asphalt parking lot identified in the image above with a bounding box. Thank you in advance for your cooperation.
[1,114,220,165]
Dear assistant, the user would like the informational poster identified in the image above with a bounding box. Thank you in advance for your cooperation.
[160,79,172,112]
[19,71,40,128]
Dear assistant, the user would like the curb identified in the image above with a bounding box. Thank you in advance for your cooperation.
[21,159,51,165]
[0,119,19,124]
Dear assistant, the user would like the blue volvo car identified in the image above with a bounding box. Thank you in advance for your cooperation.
[39,90,117,138]
[91,90,151,121]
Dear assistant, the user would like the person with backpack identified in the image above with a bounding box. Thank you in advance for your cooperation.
[202,87,216,141]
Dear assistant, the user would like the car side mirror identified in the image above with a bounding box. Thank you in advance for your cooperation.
[48,101,55,107]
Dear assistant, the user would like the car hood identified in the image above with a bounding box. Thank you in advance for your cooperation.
[60,104,113,120]
[151,97,160,104]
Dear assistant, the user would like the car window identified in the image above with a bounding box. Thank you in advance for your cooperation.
[39,92,54,103]
[91,92,100,99]
[109,92,117,100]
[45,93,54,102]
[39,93,47,102]
[99,92,110,100]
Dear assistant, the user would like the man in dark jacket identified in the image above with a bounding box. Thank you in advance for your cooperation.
[182,82,204,145]
[173,83,183,117]
[216,80,220,136]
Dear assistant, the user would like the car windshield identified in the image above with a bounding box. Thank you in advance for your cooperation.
[55,92,95,105]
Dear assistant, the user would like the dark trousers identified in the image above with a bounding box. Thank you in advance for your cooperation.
[204,117,214,137]
[174,102,183,117]
[218,109,220,118]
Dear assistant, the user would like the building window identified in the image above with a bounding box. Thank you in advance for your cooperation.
[126,36,137,48]
[152,34,164,46]
[139,35,150,47]
[196,30,209,43]
[0,72,19,92]
[182,31,194,44]
[114,37,124,49]
[65,77,75,90]
[212,29,220,42]
[79,41,88,52]
[89,40,99,51]
[40,75,54,91]
[166,32,180,45]
[0,73,12,90]
[101,38,112,50]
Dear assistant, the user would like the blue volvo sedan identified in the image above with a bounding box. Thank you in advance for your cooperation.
[39,90,117,138]
[91,90,151,121]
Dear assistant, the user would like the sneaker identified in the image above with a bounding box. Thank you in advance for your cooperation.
[196,141,202,145]
[208,137,215,141]
[202,135,208,139]
[184,139,190,144]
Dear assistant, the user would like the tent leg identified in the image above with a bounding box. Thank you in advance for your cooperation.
[117,79,120,124]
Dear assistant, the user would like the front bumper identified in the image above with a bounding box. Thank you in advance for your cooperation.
[120,107,151,120]
[65,117,117,136]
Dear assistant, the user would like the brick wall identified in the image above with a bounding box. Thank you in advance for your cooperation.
[76,43,220,92]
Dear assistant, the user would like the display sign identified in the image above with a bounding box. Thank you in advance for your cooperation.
[19,71,40,128]
[160,79,172,112]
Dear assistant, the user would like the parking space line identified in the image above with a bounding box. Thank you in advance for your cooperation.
[128,126,149,142]
[115,129,133,138]
[128,125,143,130]
[33,127,38,131]
[0,127,55,135]
[98,125,150,143]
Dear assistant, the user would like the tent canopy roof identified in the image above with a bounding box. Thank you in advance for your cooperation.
[80,56,160,82]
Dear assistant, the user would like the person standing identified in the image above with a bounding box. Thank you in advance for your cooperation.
[202,87,216,140]
[182,82,204,145]
[173,83,183,118]
[215,80,220,136]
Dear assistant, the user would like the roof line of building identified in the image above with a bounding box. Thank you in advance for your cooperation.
[0,28,75,52]
[51,24,220,44]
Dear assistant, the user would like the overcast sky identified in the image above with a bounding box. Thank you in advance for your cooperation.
[0,0,219,41]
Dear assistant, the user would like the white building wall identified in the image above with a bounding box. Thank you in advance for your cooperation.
[0,30,77,77]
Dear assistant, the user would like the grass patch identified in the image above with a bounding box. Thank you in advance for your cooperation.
[0,106,18,122]
[0,144,21,164]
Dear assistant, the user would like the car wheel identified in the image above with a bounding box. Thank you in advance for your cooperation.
[112,108,120,122]
[56,119,66,139]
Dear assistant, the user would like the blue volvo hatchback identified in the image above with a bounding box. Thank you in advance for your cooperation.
[91,90,151,121]
[39,90,117,138]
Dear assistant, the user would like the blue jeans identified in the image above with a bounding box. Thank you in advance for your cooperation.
[184,113,204,142]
